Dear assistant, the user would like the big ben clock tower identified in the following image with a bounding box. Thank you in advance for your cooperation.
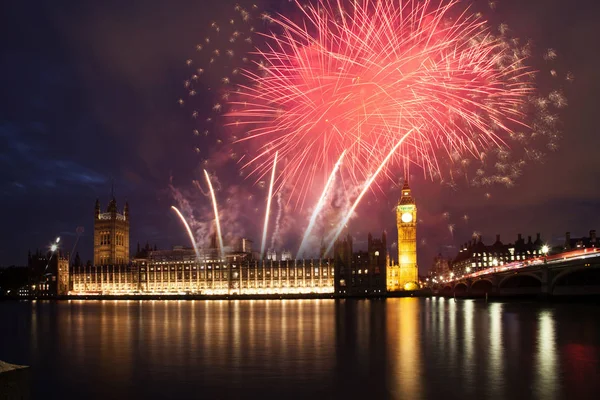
[396,179,418,290]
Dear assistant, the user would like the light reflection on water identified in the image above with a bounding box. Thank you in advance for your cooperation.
[536,311,558,400]
[488,302,504,399]
[463,299,475,393]
[1,298,599,400]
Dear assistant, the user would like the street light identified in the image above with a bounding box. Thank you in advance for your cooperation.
[542,245,549,255]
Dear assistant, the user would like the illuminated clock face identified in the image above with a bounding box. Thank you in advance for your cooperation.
[401,212,413,223]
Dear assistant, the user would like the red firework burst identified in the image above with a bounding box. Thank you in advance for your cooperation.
[226,0,548,206]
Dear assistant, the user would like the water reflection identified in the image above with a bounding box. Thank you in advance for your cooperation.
[463,300,475,393]
[0,299,599,400]
[487,302,505,399]
[388,298,423,399]
[535,311,558,399]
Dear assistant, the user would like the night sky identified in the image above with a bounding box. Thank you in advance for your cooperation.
[1,0,599,270]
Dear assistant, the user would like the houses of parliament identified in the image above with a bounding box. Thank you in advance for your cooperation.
[66,182,420,296]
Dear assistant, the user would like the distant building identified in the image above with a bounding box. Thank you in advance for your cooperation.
[264,248,293,262]
[267,249,277,261]
[429,254,451,278]
[281,250,292,261]
[0,266,28,297]
[562,230,598,251]
[233,237,253,254]
[334,232,387,296]
[27,249,68,297]
[451,233,545,276]
[57,256,69,296]
[388,179,419,291]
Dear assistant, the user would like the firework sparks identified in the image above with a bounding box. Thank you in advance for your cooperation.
[260,151,278,259]
[171,206,201,260]
[204,170,225,260]
[227,0,554,207]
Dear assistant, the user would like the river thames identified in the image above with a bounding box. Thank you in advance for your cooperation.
[1,298,599,399]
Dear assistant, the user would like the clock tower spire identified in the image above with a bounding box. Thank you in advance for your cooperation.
[388,178,419,291]
[399,178,413,205]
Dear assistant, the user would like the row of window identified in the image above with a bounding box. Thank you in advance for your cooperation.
[99,232,111,245]
[96,256,126,265]
[145,267,330,275]
[145,260,332,266]
[74,272,332,281]
[72,281,334,290]
[98,232,126,246]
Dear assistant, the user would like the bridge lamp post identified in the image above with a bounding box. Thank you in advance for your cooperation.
[542,245,549,263]
[492,258,499,268]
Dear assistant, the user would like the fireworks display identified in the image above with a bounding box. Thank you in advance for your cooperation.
[176,0,567,258]
[228,0,562,206]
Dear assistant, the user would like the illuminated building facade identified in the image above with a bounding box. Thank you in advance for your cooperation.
[57,256,69,295]
[388,180,419,291]
[451,233,545,276]
[67,197,334,296]
[94,196,129,266]
[70,247,334,295]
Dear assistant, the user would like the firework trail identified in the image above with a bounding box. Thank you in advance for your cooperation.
[297,150,346,258]
[260,151,278,258]
[171,206,201,260]
[69,226,85,260]
[226,0,563,209]
[204,170,225,260]
[325,128,417,255]
[270,190,283,250]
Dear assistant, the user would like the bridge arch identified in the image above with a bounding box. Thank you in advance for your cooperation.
[499,273,542,289]
[551,264,600,292]
[454,282,468,295]
[471,279,493,295]
[441,285,453,295]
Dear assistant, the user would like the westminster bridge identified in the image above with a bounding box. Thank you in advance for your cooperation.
[434,248,600,298]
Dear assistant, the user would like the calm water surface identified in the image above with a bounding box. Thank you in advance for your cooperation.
[1,298,599,399]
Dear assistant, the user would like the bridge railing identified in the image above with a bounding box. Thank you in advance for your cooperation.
[446,247,600,283]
